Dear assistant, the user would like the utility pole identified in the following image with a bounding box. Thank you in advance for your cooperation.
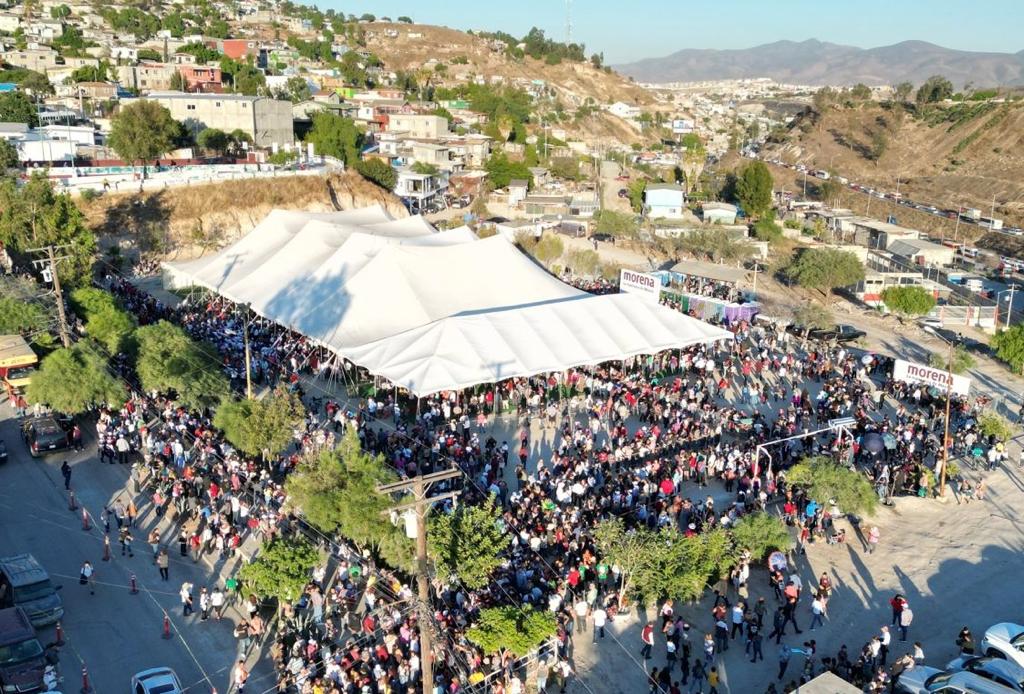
[1005,284,1019,331]
[241,303,253,399]
[939,336,955,497]
[378,468,462,694]
[27,245,72,348]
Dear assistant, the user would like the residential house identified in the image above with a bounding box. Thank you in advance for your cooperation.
[508,179,529,207]
[644,183,686,219]
[110,46,138,61]
[608,101,641,119]
[448,170,487,198]
[409,141,451,169]
[179,65,223,93]
[126,92,293,147]
[70,81,117,100]
[387,113,448,139]
[394,169,446,211]
[569,192,600,218]
[219,38,260,61]
[887,238,955,267]
[701,201,738,225]
[855,272,948,308]
[522,194,570,217]
[0,12,21,32]
[444,134,490,168]
[1,48,59,72]
[26,20,62,41]
[846,217,921,250]
[117,62,177,92]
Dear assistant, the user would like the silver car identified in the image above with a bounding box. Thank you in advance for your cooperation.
[947,656,1024,692]
[131,668,183,694]
[896,667,1017,694]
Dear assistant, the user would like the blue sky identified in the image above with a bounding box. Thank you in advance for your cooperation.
[322,0,1023,63]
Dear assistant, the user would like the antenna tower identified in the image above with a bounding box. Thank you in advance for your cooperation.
[566,0,572,44]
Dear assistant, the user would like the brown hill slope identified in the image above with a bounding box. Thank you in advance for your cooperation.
[761,101,1024,225]
[82,171,407,260]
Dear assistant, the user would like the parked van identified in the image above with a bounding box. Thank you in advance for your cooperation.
[0,336,36,393]
[0,607,46,693]
[0,556,63,628]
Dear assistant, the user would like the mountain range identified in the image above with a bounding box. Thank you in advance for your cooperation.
[615,40,1024,87]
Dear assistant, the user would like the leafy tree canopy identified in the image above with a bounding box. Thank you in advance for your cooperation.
[0,275,55,348]
[466,606,557,657]
[484,152,531,190]
[109,101,179,167]
[729,513,791,560]
[917,75,954,105]
[27,344,125,414]
[355,158,397,191]
[0,91,38,126]
[734,161,773,218]
[787,456,877,517]
[213,386,305,458]
[594,209,639,239]
[0,174,97,287]
[428,497,508,589]
[134,320,229,411]
[929,345,976,375]
[306,113,363,164]
[978,410,1013,442]
[881,285,936,317]
[785,248,865,292]
[990,324,1024,373]
[238,537,321,604]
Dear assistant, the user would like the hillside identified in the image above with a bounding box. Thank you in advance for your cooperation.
[759,100,1024,225]
[82,171,407,260]
[360,23,653,145]
[616,40,1024,87]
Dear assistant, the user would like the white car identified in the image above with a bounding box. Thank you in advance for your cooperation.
[131,668,183,694]
[983,623,1024,667]
[919,317,943,330]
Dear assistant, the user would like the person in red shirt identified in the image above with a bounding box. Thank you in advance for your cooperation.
[640,622,655,660]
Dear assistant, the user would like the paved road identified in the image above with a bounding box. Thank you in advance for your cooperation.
[0,406,272,694]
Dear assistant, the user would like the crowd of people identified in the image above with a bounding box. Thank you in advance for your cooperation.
[100,274,1004,694]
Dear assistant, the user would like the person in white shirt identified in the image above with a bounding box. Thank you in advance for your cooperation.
[592,607,607,642]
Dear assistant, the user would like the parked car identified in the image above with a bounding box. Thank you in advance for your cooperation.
[0,555,63,627]
[0,607,46,694]
[589,233,616,244]
[896,667,1017,694]
[20,417,71,458]
[786,324,866,342]
[918,317,943,330]
[131,668,183,694]
[947,655,1024,692]
[982,623,1024,668]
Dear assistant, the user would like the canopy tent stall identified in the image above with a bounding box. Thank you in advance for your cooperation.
[163,207,734,397]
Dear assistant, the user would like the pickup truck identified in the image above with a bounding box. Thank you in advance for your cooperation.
[786,324,866,342]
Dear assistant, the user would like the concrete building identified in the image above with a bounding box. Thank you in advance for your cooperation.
[508,179,529,207]
[394,170,446,211]
[701,201,739,225]
[178,65,223,93]
[127,92,293,147]
[116,63,178,92]
[1,48,59,72]
[608,101,641,119]
[887,238,956,267]
[644,183,686,219]
[387,113,448,139]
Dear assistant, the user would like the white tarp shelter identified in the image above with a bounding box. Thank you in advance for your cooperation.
[164,207,733,395]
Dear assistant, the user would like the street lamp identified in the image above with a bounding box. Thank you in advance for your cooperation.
[997,284,1020,331]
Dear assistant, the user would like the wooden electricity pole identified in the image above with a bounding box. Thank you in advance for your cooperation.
[378,468,461,694]
[27,244,72,348]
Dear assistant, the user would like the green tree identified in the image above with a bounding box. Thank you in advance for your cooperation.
[428,497,508,589]
[0,174,97,287]
[17,70,53,98]
[894,82,914,103]
[168,71,186,92]
[792,302,834,333]
[817,176,842,204]
[849,83,872,100]
[397,15,413,22]
[881,286,936,317]
[632,527,732,603]
[483,152,532,189]
[532,233,564,264]
[593,209,639,239]
[238,537,320,605]
[564,248,600,276]
[109,101,179,179]
[916,75,954,105]
[306,113,364,164]
[355,158,397,191]
[549,156,580,181]
[466,606,557,657]
[734,161,773,218]
[991,324,1024,373]
[978,410,1013,442]
[729,513,791,560]
[410,161,438,175]
[196,128,230,155]
[134,320,229,411]
[213,386,305,458]
[0,91,38,126]
[593,519,653,605]
[27,344,125,414]
[285,430,413,569]
[752,215,783,243]
[870,129,888,161]
[785,248,865,293]
[230,64,266,96]
[84,305,136,354]
[928,345,976,375]
[69,61,110,83]
[626,179,647,213]
[283,76,311,103]
[0,139,18,170]
[787,456,877,516]
[0,276,55,348]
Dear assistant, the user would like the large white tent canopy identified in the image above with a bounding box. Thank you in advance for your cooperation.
[163,208,733,395]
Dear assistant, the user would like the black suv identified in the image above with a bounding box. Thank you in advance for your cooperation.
[786,324,866,343]
[20,417,71,458]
